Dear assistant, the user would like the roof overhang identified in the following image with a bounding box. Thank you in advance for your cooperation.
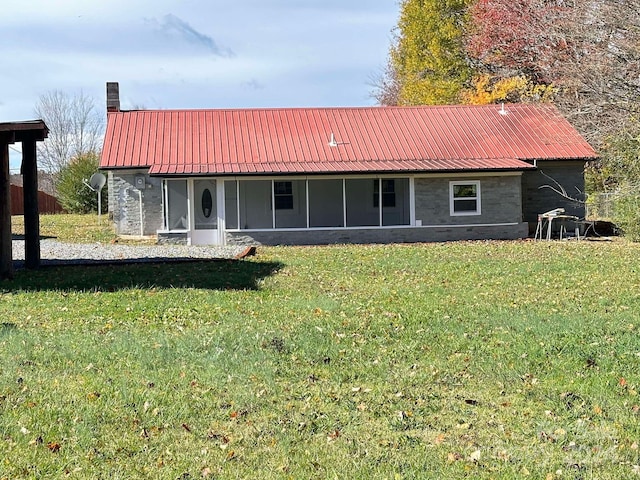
[0,120,49,142]
[147,158,535,176]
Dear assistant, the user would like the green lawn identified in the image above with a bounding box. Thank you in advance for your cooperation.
[12,214,117,244]
[2,224,640,478]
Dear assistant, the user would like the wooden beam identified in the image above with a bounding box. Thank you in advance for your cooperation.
[0,134,13,279]
[22,137,40,269]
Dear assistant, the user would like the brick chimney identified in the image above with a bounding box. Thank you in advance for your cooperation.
[106,82,120,112]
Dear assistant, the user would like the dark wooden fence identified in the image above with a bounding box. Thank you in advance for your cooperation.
[11,184,63,215]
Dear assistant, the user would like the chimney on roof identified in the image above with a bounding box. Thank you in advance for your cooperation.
[106,82,120,112]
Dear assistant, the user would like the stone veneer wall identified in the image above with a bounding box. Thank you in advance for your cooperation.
[107,170,163,236]
[414,175,522,226]
[224,223,528,246]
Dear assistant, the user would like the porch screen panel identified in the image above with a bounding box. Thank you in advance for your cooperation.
[167,180,188,230]
[275,180,307,228]
[309,179,344,227]
[239,180,272,229]
[224,180,238,229]
[382,178,410,226]
[346,179,378,227]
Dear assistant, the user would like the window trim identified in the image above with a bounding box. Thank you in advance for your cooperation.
[449,180,481,216]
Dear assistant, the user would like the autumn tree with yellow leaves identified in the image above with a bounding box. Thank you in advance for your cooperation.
[375,0,472,106]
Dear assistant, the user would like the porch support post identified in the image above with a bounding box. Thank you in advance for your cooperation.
[378,178,383,227]
[271,180,276,229]
[305,179,310,229]
[409,177,416,226]
[21,136,40,269]
[187,178,194,245]
[216,178,226,245]
[0,133,13,279]
[342,179,346,228]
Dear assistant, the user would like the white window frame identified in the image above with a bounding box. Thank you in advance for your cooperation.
[273,180,294,210]
[449,180,481,216]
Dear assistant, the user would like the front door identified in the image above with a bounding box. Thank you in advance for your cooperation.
[191,179,218,244]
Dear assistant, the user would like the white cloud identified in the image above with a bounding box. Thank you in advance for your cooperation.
[0,1,397,121]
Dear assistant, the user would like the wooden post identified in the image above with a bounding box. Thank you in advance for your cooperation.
[22,137,40,269]
[0,134,13,279]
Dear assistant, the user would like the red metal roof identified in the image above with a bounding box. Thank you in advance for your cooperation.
[100,104,597,176]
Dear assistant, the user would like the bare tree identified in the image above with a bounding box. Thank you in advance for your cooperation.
[552,0,640,146]
[34,90,104,173]
[370,62,402,106]
[466,0,640,147]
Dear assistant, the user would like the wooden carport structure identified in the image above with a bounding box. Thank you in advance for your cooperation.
[0,120,49,279]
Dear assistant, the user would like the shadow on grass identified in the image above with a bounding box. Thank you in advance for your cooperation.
[2,259,283,292]
[11,233,57,241]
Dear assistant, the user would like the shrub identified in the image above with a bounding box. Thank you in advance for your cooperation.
[56,152,107,214]
[612,185,640,241]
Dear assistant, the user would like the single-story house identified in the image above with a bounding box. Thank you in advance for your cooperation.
[99,82,597,246]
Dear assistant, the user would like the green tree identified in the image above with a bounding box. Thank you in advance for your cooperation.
[56,152,107,214]
[587,127,640,240]
[379,0,472,105]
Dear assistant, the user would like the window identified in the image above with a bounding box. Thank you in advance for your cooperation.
[373,179,396,208]
[274,181,294,210]
[165,180,188,230]
[201,188,213,218]
[450,181,481,216]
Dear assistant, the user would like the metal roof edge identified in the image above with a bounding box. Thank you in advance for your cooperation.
[103,103,558,115]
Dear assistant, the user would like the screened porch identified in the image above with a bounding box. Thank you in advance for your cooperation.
[163,177,411,237]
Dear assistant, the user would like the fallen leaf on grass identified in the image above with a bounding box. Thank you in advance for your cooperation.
[469,449,481,462]
[47,441,61,453]
[208,432,229,443]
[447,452,462,463]
[87,392,100,401]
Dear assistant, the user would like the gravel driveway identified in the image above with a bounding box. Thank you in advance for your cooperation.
[12,238,252,268]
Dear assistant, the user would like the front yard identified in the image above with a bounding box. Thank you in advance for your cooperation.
[1,220,640,478]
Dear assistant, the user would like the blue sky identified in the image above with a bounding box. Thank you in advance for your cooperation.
[0,1,399,172]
